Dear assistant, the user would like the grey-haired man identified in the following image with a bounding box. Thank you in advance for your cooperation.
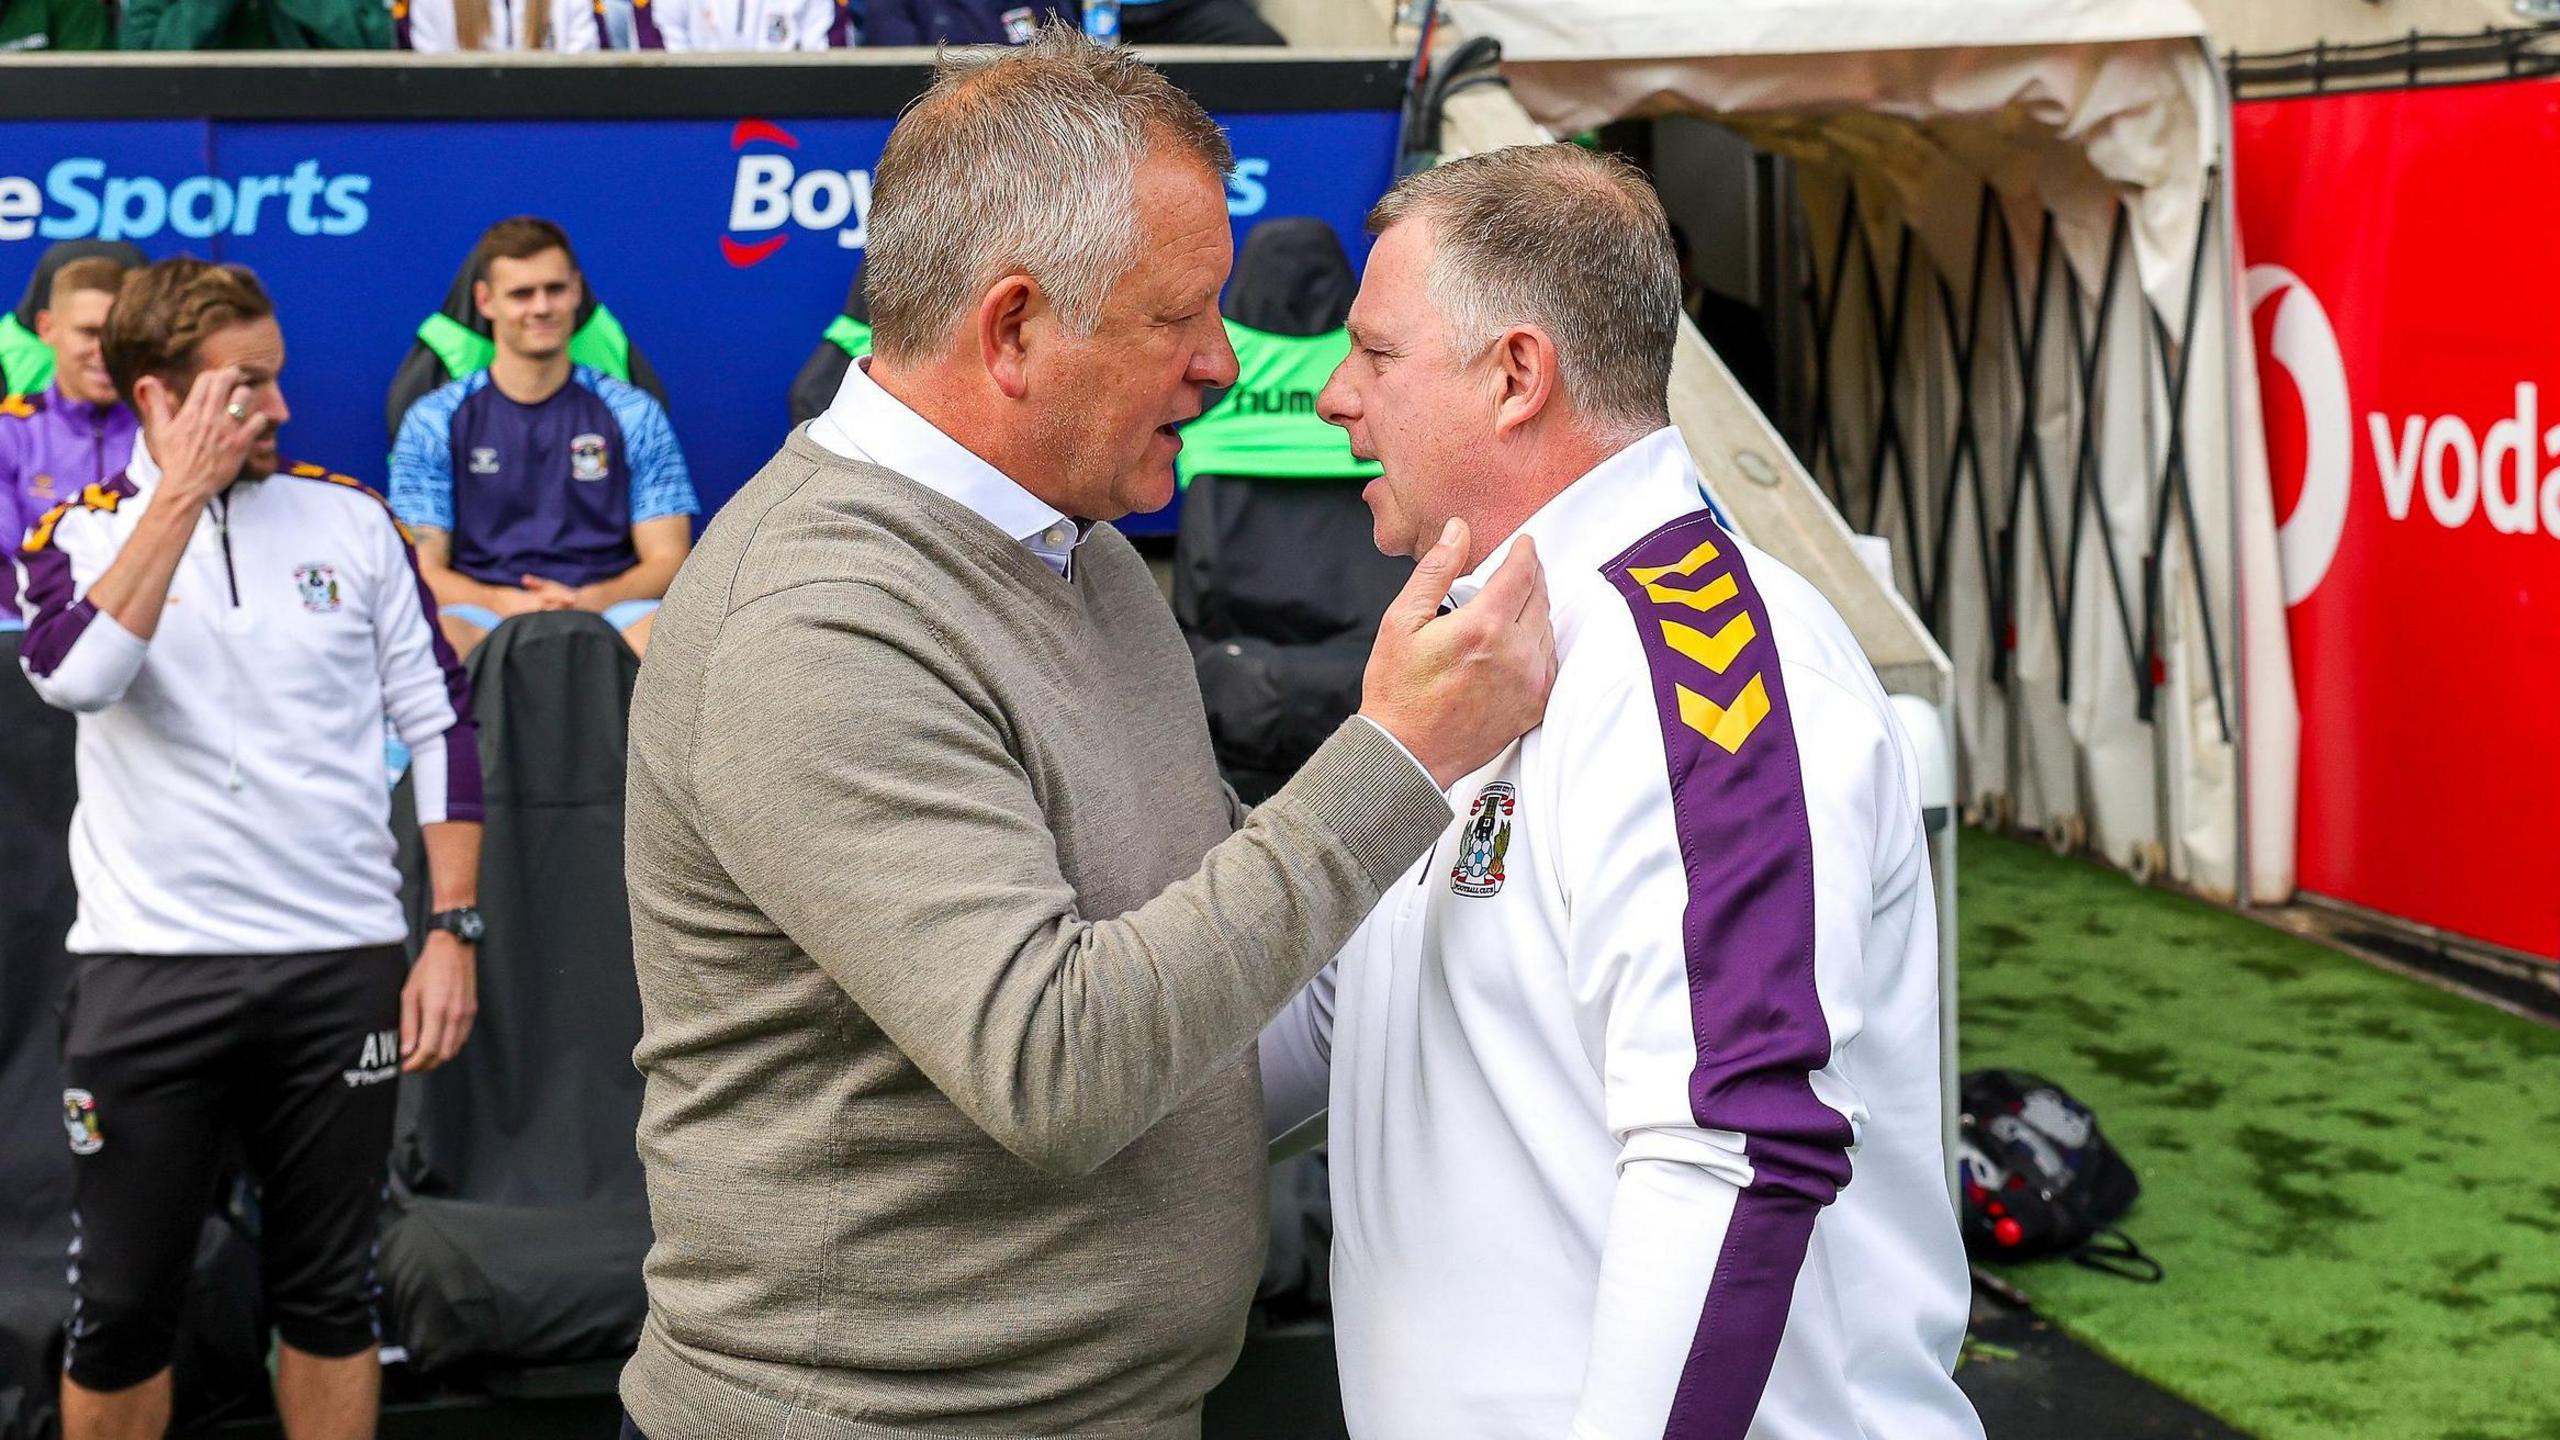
[619,29,1554,1440]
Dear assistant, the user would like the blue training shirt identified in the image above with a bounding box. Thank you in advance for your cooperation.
[389,365,696,591]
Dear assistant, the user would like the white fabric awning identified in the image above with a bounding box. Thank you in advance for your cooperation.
[1453,0,2207,60]
[1435,0,2296,904]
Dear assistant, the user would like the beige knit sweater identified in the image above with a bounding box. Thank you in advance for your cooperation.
[619,429,1449,1439]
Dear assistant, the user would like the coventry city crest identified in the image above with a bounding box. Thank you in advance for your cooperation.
[1450,781,1517,898]
[294,563,341,613]
[63,1088,102,1155]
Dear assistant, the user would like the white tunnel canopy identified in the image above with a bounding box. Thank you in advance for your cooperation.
[1440,0,2297,903]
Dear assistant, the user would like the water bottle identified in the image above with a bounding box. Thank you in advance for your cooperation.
[1084,0,1121,45]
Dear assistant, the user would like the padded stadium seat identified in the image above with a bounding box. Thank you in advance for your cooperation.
[788,267,872,427]
[1173,218,1407,803]
[383,248,670,445]
[381,612,649,1376]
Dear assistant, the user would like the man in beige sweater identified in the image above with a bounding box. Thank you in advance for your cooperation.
[619,28,1555,1440]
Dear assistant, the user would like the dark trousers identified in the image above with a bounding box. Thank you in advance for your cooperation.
[61,947,405,1390]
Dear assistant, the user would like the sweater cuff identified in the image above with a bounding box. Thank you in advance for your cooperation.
[1282,717,1455,891]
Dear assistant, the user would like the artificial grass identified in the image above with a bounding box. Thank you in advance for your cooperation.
[1955,829,2560,1440]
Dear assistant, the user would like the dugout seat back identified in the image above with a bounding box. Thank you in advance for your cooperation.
[1173,218,1407,802]
[383,248,668,444]
[380,611,649,1375]
[788,266,872,427]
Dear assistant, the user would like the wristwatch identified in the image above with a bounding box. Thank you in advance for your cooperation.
[427,906,486,944]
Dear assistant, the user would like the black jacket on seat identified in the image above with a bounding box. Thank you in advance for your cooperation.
[1174,218,1407,803]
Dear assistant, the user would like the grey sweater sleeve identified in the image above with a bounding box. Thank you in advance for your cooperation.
[689,581,1450,1177]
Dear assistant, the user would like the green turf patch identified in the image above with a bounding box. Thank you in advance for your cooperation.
[1956,829,2560,1440]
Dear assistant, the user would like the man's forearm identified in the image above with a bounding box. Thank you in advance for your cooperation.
[421,820,481,910]
[418,558,522,615]
[576,555,683,610]
[85,500,202,641]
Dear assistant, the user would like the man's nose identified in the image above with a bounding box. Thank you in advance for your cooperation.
[264,384,292,429]
[1194,320,1239,388]
[1317,362,1357,429]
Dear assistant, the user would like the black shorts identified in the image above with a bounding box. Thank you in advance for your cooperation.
[60,945,405,1392]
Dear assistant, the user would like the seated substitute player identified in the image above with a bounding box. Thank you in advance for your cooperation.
[2,257,138,628]
[391,217,697,658]
[1261,145,1985,1440]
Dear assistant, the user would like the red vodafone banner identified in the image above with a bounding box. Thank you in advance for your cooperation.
[2236,79,2560,961]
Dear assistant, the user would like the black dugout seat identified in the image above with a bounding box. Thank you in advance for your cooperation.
[379,612,648,1376]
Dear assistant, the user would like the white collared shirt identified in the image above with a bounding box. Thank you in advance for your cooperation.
[1263,427,1980,1440]
[807,357,1086,578]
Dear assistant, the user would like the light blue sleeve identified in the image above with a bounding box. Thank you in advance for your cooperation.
[387,384,464,534]
[604,379,699,525]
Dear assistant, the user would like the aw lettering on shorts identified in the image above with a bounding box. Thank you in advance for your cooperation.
[62,1088,103,1155]
[343,1028,400,1088]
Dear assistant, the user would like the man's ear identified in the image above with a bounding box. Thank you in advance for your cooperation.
[32,309,56,344]
[976,273,1042,401]
[132,372,178,431]
[471,280,494,323]
[1490,324,1559,439]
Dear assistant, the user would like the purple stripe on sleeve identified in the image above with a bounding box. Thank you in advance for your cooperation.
[1602,509,1854,1440]
[404,549,484,824]
[18,475,135,679]
[21,596,101,679]
[327,470,484,825]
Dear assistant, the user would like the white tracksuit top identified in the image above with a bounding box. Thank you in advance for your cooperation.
[16,437,481,957]
[1261,427,1982,1440]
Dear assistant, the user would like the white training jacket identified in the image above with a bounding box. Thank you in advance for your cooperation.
[1262,428,1982,1440]
[649,0,847,49]
[16,436,482,957]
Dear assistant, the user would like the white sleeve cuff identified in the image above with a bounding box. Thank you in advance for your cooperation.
[29,606,150,713]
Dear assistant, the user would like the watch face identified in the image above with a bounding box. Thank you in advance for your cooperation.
[443,910,485,943]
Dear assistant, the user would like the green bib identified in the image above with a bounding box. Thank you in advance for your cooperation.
[1176,320,1381,486]
[824,314,874,360]
[0,313,53,397]
[416,305,635,382]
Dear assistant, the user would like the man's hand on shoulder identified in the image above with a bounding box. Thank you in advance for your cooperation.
[1357,519,1558,790]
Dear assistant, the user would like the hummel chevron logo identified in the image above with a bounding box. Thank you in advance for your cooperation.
[1624,533,1769,755]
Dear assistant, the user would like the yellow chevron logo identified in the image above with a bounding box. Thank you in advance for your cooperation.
[80,482,122,513]
[1629,530,1769,753]
[1660,612,1757,675]
[1627,536,1742,613]
[1677,675,1771,755]
[0,394,34,420]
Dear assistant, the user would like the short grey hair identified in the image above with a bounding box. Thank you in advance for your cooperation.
[865,25,1235,362]
[1367,144,1680,433]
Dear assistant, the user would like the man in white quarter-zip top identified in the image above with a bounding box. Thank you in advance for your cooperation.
[1262,144,1985,1440]
[19,257,484,1440]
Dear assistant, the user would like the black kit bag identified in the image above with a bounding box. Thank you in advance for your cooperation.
[1956,1069,2162,1282]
